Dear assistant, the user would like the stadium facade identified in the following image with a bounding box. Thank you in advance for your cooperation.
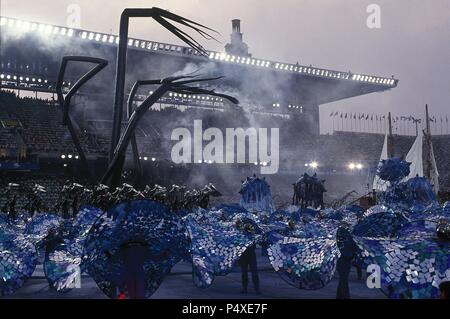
[0,16,406,203]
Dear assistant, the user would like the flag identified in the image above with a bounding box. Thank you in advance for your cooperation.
[354,114,357,119]
[345,113,348,119]
[329,112,334,117]
[366,114,369,120]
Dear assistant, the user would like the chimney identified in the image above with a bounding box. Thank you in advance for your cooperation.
[225,19,251,57]
[232,19,241,33]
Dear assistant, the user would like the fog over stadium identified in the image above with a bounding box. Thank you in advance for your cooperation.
[2,0,450,134]
[1,1,450,302]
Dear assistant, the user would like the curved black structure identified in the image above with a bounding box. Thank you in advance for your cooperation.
[56,56,108,183]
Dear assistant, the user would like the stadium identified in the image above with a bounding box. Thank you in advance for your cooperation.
[0,3,449,302]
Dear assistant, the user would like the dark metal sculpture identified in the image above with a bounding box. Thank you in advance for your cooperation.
[56,56,108,183]
[102,75,238,187]
[54,8,238,188]
[109,7,220,161]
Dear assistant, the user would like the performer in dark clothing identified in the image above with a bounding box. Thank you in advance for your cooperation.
[7,196,17,221]
[61,199,70,219]
[239,244,260,294]
[336,256,352,299]
[336,226,359,299]
[439,281,450,299]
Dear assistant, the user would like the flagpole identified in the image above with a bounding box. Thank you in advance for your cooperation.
[387,112,393,158]
[425,104,431,180]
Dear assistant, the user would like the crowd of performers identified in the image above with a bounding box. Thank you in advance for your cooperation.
[1,158,450,299]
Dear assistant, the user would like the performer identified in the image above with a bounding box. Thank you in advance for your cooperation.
[7,195,17,221]
[439,281,450,299]
[23,184,47,217]
[238,244,260,294]
[336,226,359,299]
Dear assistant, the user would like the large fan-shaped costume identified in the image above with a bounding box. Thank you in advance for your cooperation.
[83,200,188,299]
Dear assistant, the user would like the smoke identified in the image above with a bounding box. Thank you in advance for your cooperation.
[1,25,374,203]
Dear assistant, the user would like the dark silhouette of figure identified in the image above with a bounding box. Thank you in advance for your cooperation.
[61,199,70,219]
[71,197,79,218]
[356,265,363,280]
[7,195,17,221]
[239,244,260,294]
[336,257,352,299]
[118,243,150,299]
[336,226,359,299]
[440,281,450,299]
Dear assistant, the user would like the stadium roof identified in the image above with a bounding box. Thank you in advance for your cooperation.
[0,16,398,105]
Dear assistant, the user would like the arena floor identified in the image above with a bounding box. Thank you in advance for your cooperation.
[3,250,386,299]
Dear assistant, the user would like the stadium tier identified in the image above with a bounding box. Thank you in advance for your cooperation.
[0,15,398,136]
[3,15,448,204]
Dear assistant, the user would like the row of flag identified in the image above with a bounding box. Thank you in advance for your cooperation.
[329,111,449,123]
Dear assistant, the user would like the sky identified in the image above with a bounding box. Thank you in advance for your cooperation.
[1,0,450,134]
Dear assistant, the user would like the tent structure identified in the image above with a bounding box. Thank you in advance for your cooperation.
[402,130,424,182]
[372,134,389,191]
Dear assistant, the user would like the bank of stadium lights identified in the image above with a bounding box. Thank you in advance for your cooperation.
[288,104,301,109]
[1,17,396,87]
[1,17,74,38]
[168,92,223,102]
[305,161,319,169]
[351,73,395,86]
[348,162,363,170]
[0,73,50,85]
[254,161,268,167]
[60,154,79,160]
[208,52,271,68]
[272,103,281,108]
[139,156,157,162]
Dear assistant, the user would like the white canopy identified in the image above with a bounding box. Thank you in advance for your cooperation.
[372,134,389,191]
[403,130,424,182]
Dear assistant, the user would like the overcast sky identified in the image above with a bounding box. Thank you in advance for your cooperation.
[2,0,450,134]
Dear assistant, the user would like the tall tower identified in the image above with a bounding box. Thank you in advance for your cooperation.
[225,19,251,57]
